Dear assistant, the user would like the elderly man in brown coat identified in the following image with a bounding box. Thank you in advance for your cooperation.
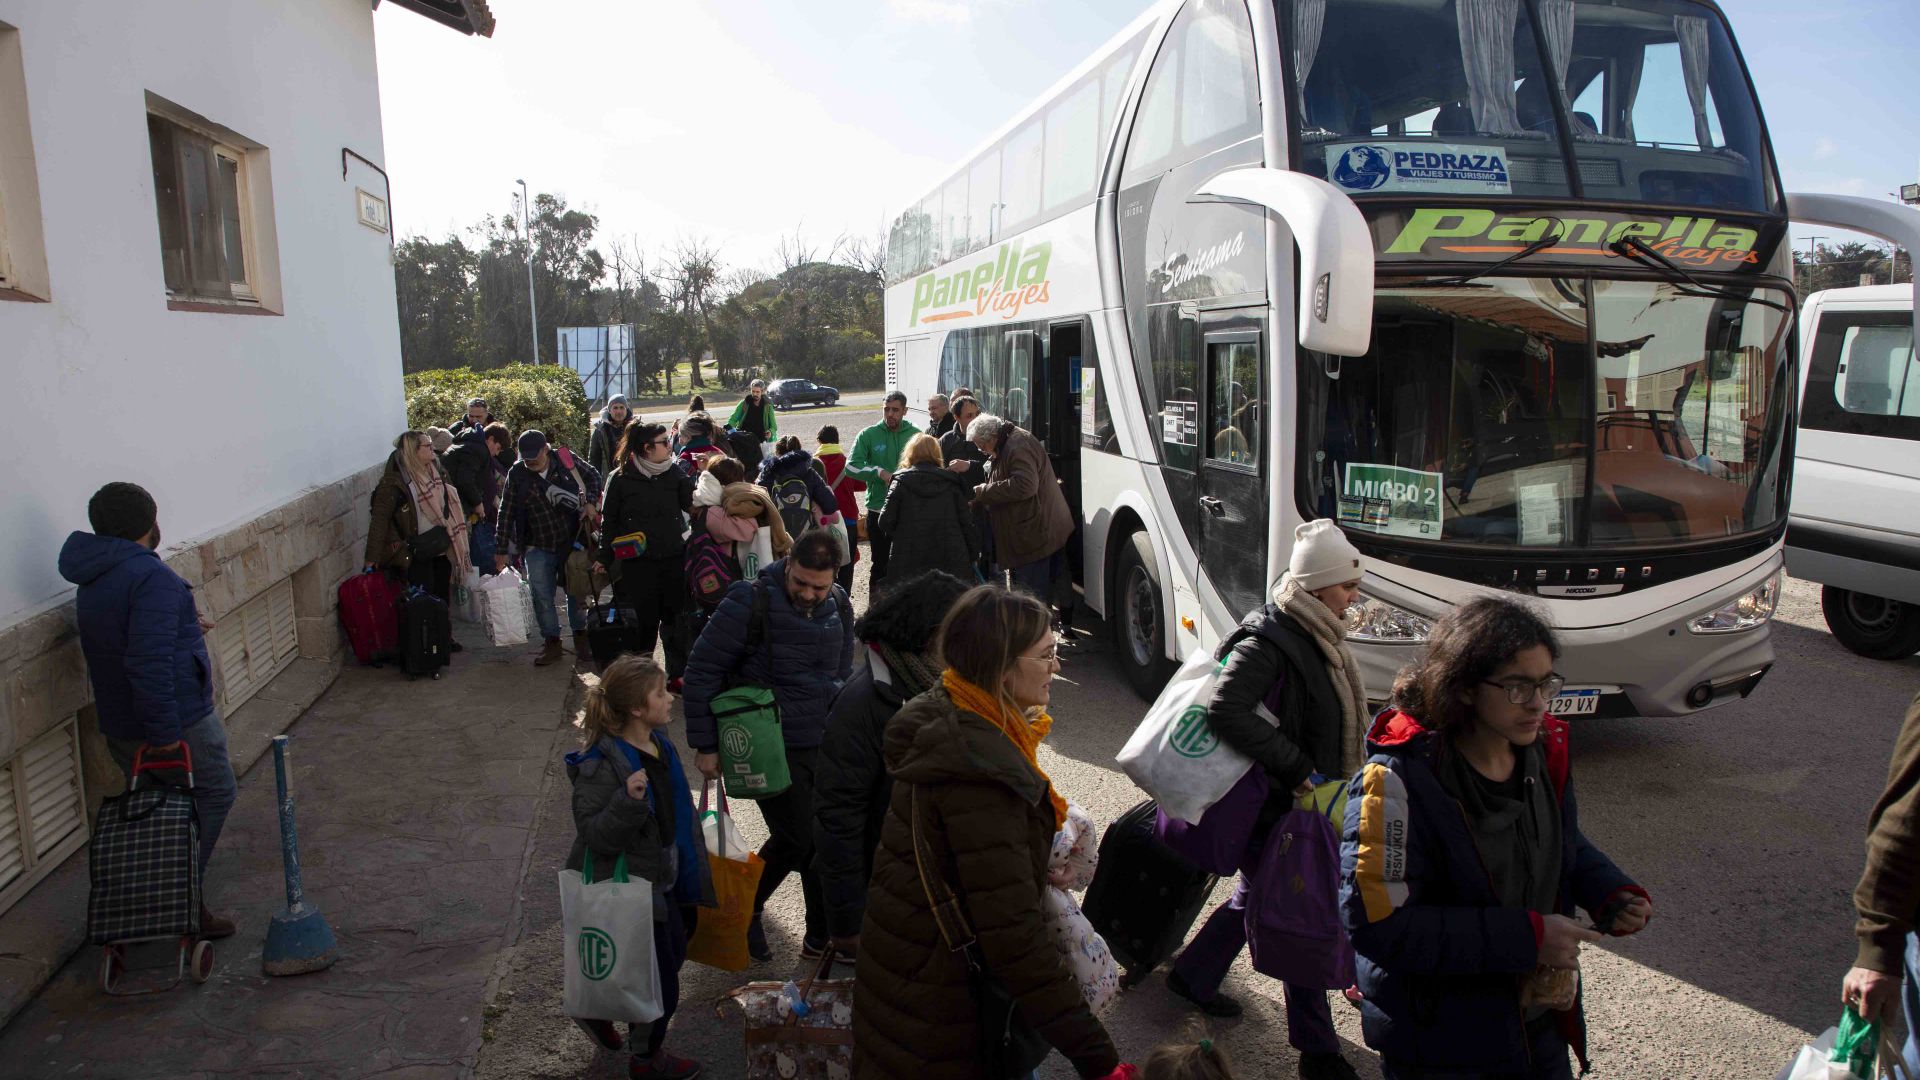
[967,411,1074,612]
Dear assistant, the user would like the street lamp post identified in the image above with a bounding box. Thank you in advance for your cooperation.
[517,178,539,364]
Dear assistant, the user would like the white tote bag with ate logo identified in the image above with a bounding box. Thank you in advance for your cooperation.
[560,850,662,1024]
[1115,646,1256,826]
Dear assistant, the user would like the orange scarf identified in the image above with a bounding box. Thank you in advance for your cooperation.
[942,669,1068,830]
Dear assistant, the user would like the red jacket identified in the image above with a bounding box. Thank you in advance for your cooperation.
[815,447,865,563]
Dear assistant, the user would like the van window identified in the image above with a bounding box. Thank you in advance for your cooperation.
[1833,324,1920,419]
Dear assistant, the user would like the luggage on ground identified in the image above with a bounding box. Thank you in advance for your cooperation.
[1116,646,1257,825]
[475,569,530,646]
[688,784,764,972]
[586,602,648,672]
[560,850,664,1024]
[1080,799,1218,985]
[399,587,452,678]
[726,949,854,1079]
[89,745,201,945]
[337,571,402,665]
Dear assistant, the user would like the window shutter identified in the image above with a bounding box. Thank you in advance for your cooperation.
[147,114,189,294]
[0,761,20,895]
[213,579,298,711]
[21,724,83,861]
[176,127,233,302]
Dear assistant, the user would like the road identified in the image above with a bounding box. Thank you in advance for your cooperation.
[472,557,1920,1079]
[628,390,892,435]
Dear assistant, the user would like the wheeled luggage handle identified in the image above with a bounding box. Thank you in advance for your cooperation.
[130,742,195,789]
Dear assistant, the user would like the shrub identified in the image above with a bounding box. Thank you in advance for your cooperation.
[403,364,590,450]
[820,353,885,391]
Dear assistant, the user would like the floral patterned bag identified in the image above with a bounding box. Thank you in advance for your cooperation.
[1045,804,1120,1012]
[723,948,854,1079]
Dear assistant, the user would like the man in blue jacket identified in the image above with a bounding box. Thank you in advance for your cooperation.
[58,483,238,939]
[684,529,853,963]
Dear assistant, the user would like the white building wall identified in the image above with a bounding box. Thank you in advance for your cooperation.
[0,0,405,623]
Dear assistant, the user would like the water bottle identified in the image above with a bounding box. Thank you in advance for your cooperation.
[779,979,811,1018]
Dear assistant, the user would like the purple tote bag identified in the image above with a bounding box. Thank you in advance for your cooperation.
[1153,766,1268,877]
[1244,799,1356,990]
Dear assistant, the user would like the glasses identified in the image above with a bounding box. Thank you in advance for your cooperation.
[1017,649,1059,666]
[1481,675,1565,705]
[648,439,671,448]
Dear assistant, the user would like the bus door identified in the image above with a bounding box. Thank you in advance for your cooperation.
[1198,310,1269,617]
[1041,321,1083,511]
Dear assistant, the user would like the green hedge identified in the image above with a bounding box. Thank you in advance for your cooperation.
[820,353,885,391]
[404,365,590,450]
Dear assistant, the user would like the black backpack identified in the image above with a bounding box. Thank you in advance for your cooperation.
[769,472,814,539]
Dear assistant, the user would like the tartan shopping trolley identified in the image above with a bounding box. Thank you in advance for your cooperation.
[88,743,213,994]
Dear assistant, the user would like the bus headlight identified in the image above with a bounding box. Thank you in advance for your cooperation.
[1687,571,1782,635]
[1346,593,1433,644]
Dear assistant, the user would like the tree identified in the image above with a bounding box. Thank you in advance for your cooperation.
[1796,240,1913,293]
[394,234,476,373]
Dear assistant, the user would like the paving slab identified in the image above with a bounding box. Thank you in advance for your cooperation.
[0,626,576,1079]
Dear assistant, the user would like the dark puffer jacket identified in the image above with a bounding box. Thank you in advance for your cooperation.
[600,461,694,563]
[876,463,979,584]
[442,429,492,515]
[853,686,1119,1079]
[365,451,425,572]
[756,449,839,521]
[588,409,635,476]
[57,533,214,745]
[1210,604,1344,838]
[811,660,907,939]
[682,559,854,753]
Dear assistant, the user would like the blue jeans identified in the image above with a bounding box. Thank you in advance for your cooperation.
[469,520,496,570]
[1902,933,1920,1075]
[1006,548,1065,608]
[524,547,585,641]
[105,709,238,882]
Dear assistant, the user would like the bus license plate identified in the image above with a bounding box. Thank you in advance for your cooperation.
[1548,689,1602,716]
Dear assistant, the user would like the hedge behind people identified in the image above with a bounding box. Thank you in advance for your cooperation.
[405,364,590,451]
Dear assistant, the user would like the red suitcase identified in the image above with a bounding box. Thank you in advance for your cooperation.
[337,571,401,665]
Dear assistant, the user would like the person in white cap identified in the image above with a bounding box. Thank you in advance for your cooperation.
[1166,518,1368,1080]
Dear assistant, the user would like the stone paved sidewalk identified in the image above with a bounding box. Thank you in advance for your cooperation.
[0,624,577,1079]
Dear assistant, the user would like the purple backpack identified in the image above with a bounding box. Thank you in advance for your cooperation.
[1244,795,1355,990]
[684,522,741,611]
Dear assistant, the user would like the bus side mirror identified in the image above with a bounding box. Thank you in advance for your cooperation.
[1787,192,1920,346]
[1190,168,1374,357]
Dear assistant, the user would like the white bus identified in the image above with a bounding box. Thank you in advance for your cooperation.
[882,0,1920,714]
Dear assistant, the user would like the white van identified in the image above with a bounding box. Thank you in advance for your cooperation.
[1787,284,1920,659]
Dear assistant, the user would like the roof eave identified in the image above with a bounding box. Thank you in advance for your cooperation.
[378,0,496,38]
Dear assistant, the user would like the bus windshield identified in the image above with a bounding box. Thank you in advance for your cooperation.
[1289,0,1776,213]
[1300,276,1793,550]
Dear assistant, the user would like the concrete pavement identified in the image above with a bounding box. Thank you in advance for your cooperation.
[0,621,578,1079]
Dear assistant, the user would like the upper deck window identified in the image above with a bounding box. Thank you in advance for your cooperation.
[1290,0,1777,215]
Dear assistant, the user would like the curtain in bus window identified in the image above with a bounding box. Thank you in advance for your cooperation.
[1536,1,1575,99]
[1673,15,1713,149]
[1616,43,1644,142]
[1456,0,1525,136]
[1291,0,1327,131]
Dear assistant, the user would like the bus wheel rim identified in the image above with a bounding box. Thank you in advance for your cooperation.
[1125,566,1157,667]
[1847,592,1901,635]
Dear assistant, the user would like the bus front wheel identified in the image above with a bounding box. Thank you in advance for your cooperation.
[1114,531,1176,700]
[1822,586,1920,660]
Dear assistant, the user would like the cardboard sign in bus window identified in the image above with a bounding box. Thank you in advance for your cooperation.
[1339,463,1444,539]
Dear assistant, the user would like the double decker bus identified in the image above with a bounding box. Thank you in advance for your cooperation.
[882,0,1920,713]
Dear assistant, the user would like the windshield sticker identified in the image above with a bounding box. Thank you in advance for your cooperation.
[1342,463,1443,539]
[1162,401,1199,446]
[1379,208,1762,269]
[1328,143,1513,196]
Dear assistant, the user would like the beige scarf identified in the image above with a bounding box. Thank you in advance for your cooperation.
[406,466,472,580]
[1273,574,1369,777]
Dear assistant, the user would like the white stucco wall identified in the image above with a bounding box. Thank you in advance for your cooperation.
[0,0,406,623]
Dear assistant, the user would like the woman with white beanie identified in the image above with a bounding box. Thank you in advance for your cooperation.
[1165,517,1368,1080]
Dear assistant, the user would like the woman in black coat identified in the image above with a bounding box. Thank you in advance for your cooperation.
[599,422,696,682]
[875,434,979,590]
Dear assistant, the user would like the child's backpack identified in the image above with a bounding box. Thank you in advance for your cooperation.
[685,513,742,611]
[768,472,813,540]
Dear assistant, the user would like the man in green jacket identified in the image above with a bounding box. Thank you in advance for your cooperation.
[846,391,919,591]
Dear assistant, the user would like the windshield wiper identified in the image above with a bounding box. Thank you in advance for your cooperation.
[1421,233,1562,288]
[1607,236,1793,314]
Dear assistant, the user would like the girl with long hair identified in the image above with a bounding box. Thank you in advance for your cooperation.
[366,430,470,608]
[600,423,695,683]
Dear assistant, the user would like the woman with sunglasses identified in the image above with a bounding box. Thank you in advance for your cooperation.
[1341,596,1652,1080]
[600,422,696,685]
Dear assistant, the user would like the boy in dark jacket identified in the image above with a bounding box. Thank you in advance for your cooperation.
[683,532,853,961]
[566,655,711,1079]
[58,483,238,938]
[811,570,970,957]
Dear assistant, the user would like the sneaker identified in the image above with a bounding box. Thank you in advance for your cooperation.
[746,913,772,963]
[1298,1052,1361,1080]
[534,638,564,666]
[1167,969,1242,1018]
[630,1051,702,1079]
[573,1017,624,1051]
[197,905,237,941]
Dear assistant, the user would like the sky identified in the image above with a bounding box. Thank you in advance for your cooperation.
[372,0,1920,275]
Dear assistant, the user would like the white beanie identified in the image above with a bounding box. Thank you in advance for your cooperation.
[1288,519,1363,592]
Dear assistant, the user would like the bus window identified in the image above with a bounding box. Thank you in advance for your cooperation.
[1006,330,1035,429]
[1044,79,1101,214]
[1001,118,1044,237]
[1121,0,1258,189]
[1207,339,1261,468]
[967,154,999,252]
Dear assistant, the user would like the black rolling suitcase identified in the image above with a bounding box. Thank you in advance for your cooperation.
[399,587,451,678]
[1080,798,1218,986]
[586,601,648,672]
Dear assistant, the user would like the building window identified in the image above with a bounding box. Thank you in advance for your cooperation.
[0,19,48,301]
[147,111,261,305]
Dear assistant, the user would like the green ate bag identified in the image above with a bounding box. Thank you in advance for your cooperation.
[1830,1006,1879,1079]
[712,685,790,800]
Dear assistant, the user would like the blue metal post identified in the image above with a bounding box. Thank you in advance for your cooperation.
[273,735,304,911]
[262,734,337,975]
